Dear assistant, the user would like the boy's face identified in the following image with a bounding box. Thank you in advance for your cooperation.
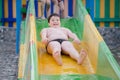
[49,16,60,28]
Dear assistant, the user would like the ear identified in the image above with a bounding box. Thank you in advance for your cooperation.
[48,23,50,26]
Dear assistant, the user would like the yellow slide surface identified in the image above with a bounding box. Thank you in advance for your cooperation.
[38,42,94,75]
[18,0,120,80]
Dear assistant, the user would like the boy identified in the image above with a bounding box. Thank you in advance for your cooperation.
[38,0,51,19]
[40,13,87,65]
[52,0,64,18]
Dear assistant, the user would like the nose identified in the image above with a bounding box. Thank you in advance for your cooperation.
[54,20,58,22]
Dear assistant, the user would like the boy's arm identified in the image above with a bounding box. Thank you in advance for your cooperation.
[66,29,81,44]
[40,28,48,44]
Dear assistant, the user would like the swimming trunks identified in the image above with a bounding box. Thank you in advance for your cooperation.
[50,39,67,44]
[46,39,67,50]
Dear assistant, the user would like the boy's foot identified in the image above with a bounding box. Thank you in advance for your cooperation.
[40,16,46,19]
[77,49,87,64]
[53,51,63,66]
[64,16,71,19]
[36,16,46,19]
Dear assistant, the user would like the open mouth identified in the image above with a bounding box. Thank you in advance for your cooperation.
[53,24,58,26]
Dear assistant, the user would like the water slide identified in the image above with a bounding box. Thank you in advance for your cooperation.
[18,0,120,80]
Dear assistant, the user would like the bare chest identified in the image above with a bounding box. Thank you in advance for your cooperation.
[47,28,66,36]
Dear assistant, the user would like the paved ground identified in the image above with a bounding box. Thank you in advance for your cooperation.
[0,27,18,80]
[0,27,120,80]
[98,27,120,65]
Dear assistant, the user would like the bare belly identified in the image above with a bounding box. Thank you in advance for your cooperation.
[48,35,68,41]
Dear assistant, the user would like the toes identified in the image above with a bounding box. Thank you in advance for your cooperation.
[77,49,87,64]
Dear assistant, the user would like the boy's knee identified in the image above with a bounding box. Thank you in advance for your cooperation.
[53,51,61,56]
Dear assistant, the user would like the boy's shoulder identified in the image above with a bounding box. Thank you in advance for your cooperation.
[61,27,69,30]
[42,27,49,30]
[61,27,66,29]
[41,27,49,32]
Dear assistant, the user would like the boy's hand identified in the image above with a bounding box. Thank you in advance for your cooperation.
[41,38,48,44]
[73,39,81,44]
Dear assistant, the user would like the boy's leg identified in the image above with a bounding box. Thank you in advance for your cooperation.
[73,0,76,17]
[46,0,51,17]
[47,41,62,65]
[58,1,64,18]
[61,41,87,64]
[52,0,59,14]
[63,0,68,18]
[40,0,46,19]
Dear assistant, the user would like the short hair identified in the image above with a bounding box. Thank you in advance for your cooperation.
[48,13,60,23]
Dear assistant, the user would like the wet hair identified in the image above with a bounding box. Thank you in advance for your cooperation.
[48,13,60,23]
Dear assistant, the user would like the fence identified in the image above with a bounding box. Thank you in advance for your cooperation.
[0,0,120,28]
[0,0,16,27]
[94,0,120,27]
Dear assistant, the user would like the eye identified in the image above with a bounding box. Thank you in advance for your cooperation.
[57,19,59,21]
[52,19,54,21]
